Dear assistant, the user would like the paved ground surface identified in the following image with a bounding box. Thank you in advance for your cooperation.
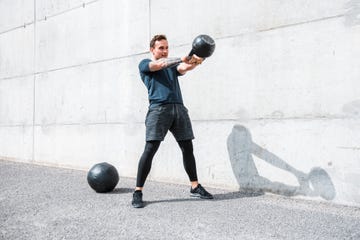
[1,160,360,240]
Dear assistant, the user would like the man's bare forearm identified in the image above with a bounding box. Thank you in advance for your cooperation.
[163,57,183,68]
[149,57,183,71]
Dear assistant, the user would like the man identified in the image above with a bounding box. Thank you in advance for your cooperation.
[132,34,213,208]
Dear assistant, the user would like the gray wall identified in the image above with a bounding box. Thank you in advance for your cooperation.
[1,0,359,206]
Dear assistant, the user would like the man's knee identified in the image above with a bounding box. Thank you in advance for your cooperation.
[144,140,161,154]
[178,140,193,153]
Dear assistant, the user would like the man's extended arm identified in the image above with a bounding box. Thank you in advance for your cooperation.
[148,55,203,73]
[149,57,183,72]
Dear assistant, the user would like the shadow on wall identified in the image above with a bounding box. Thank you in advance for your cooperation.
[227,125,336,200]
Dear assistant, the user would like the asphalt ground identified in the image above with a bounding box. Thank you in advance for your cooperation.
[1,160,359,240]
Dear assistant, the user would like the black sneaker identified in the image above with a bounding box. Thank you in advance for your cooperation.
[190,184,214,199]
[132,190,145,208]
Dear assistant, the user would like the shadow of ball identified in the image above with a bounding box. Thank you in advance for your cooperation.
[308,167,336,200]
[87,162,119,193]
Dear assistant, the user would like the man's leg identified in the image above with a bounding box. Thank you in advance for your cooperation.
[177,140,198,188]
[177,140,213,199]
[136,140,161,189]
[132,140,161,208]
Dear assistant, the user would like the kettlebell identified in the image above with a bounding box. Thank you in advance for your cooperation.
[188,34,216,58]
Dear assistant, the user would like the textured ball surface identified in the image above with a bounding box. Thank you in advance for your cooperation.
[87,162,119,193]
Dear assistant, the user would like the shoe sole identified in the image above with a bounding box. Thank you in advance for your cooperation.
[190,193,214,199]
[132,202,145,208]
[132,204,145,208]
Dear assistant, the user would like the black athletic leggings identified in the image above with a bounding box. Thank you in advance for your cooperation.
[136,140,198,187]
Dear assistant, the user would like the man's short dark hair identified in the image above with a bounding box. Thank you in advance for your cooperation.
[150,34,167,48]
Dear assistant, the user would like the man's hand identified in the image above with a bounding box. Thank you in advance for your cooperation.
[177,54,204,75]
[189,55,204,65]
[182,55,204,65]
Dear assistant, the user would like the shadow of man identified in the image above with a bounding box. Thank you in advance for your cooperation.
[227,125,336,200]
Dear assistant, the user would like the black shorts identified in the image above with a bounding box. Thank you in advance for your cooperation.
[145,104,194,141]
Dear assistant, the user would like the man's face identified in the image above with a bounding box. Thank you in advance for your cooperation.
[151,39,168,60]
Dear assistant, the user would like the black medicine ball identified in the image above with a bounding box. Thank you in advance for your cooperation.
[87,162,119,193]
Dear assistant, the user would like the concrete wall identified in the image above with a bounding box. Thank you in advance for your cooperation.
[1,0,359,206]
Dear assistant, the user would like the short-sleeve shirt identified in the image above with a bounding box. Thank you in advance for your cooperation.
[139,59,183,107]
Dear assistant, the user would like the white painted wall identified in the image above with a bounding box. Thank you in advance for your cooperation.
[1,0,359,206]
